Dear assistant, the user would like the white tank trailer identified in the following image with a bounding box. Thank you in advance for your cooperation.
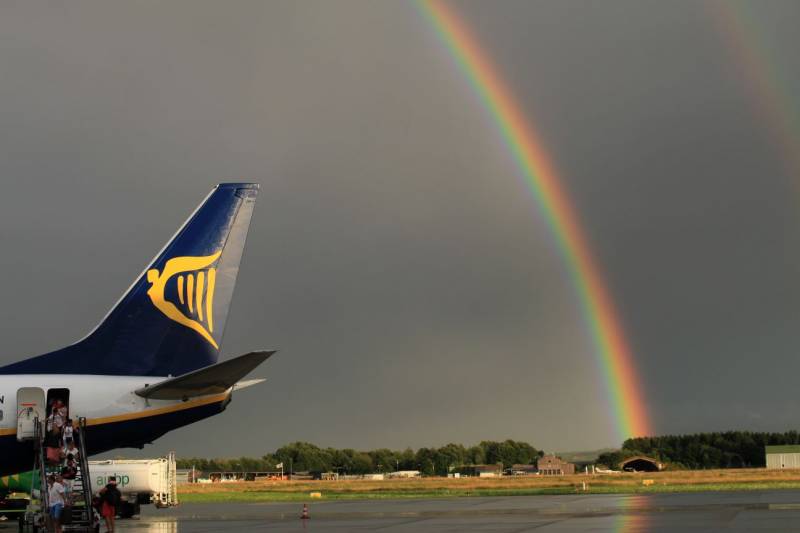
[89,452,178,518]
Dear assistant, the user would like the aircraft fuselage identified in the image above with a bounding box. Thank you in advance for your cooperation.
[0,375,230,477]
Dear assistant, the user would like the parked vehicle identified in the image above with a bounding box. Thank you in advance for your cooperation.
[3,452,178,523]
[89,452,178,518]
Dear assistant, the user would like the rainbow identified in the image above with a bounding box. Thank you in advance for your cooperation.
[708,1,800,182]
[417,0,651,439]
[613,495,651,532]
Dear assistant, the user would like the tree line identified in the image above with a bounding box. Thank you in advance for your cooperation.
[597,431,800,469]
[176,439,543,476]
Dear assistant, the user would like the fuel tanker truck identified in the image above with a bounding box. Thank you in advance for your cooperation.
[89,452,178,517]
[0,453,177,519]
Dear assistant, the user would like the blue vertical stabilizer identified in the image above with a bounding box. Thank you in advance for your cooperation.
[0,183,259,377]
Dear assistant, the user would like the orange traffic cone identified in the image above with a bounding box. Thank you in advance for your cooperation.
[301,503,310,519]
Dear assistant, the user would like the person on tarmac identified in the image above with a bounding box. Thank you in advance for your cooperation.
[47,473,65,533]
[98,476,121,533]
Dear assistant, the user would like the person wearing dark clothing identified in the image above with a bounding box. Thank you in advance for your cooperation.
[98,477,121,533]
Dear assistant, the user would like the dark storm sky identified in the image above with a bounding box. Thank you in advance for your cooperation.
[1,0,799,456]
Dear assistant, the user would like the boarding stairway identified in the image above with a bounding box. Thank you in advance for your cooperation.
[32,418,95,532]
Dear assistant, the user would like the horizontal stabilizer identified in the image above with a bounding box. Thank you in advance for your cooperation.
[135,350,274,400]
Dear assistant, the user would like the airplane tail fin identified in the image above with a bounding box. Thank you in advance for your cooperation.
[0,183,259,377]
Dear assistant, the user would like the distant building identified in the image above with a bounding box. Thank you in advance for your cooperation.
[766,445,800,469]
[386,470,421,478]
[176,469,192,484]
[538,455,575,476]
[511,464,538,476]
[176,468,206,483]
[455,464,504,477]
[207,471,284,482]
[477,464,503,478]
[619,456,662,472]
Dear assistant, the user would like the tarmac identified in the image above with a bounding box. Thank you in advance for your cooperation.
[5,491,800,531]
[106,490,800,532]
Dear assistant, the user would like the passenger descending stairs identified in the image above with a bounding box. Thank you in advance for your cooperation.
[33,418,96,532]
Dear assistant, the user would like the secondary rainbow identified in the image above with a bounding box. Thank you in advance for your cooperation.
[417,0,651,439]
[708,1,800,183]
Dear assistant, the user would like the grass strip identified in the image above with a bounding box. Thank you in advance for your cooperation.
[179,481,800,503]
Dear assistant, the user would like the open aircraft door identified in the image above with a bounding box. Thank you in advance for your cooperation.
[16,387,45,442]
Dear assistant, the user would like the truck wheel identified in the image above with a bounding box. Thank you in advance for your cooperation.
[119,502,138,519]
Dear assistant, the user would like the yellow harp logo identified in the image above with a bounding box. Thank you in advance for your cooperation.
[146,251,221,349]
